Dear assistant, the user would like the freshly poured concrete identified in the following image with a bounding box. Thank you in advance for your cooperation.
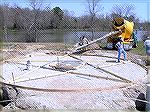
[2,51,147,109]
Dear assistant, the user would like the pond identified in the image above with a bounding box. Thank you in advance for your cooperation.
[2,30,147,44]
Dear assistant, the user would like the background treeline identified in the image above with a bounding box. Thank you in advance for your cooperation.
[0,1,149,42]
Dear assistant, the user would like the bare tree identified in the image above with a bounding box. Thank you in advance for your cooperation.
[0,6,4,42]
[86,0,103,40]
[63,10,77,29]
[0,6,4,30]
[12,0,48,42]
[2,4,10,43]
[10,5,24,30]
[40,6,52,29]
[27,0,43,42]
[111,4,136,21]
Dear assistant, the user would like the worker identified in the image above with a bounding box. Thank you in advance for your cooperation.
[144,37,150,55]
[78,36,89,51]
[115,37,127,62]
[74,35,89,52]
[79,36,89,46]
[132,30,138,48]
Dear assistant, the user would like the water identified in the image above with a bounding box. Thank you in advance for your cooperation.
[2,30,147,44]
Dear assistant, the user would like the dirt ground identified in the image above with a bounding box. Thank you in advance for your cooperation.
[1,43,147,66]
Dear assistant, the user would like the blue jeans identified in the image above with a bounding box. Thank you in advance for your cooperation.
[118,49,126,62]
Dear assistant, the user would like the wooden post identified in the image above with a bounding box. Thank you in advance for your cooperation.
[12,72,15,85]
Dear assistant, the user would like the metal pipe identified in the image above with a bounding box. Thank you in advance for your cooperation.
[75,31,121,51]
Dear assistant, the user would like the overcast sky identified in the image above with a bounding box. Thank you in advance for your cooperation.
[1,0,149,22]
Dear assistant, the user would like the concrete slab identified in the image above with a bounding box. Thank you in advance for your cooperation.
[1,51,147,109]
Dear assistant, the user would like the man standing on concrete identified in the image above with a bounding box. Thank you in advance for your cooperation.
[144,37,150,65]
[115,37,127,62]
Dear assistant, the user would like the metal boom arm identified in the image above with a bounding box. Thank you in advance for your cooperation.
[76,30,121,50]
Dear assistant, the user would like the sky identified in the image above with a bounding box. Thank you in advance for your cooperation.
[1,0,149,22]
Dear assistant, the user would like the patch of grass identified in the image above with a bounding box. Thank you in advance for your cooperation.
[130,41,146,56]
